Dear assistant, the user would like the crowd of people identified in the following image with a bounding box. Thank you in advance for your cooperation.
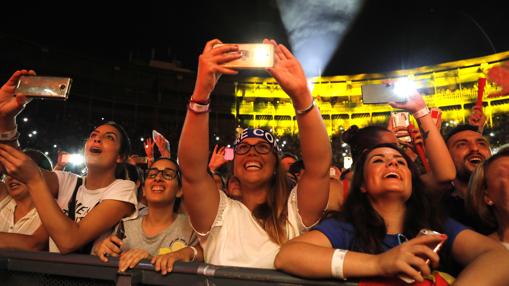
[1,39,509,285]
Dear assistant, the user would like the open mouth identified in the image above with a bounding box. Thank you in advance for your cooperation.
[151,185,165,193]
[466,155,484,165]
[89,146,102,154]
[383,172,401,179]
[244,161,262,170]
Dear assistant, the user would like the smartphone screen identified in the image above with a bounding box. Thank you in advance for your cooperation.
[362,83,406,104]
[224,147,234,161]
[217,44,274,69]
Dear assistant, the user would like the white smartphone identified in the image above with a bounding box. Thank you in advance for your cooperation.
[216,43,274,69]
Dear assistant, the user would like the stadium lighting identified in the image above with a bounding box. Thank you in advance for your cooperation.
[23,117,28,122]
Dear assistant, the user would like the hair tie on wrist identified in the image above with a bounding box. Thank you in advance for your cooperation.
[413,107,430,119]
[295,99,316,116]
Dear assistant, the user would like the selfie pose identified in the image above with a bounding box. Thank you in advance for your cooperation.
[178,39,332,268]
[0,70,138,254]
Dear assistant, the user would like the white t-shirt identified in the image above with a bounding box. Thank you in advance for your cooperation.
[49,171,138,253]
[195,186,314,269]
[0,199,41,235]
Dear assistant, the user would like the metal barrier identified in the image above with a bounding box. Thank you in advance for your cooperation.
[0,249,357,286]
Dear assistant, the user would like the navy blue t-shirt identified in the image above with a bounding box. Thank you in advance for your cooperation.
[313,217,467,256]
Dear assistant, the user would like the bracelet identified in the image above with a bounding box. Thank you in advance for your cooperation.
[189,246,198,262]
[188,101,211,114]
[0,127,18,141]
[331,249,348,280]
[295,99,316,116]
[190,97,210,105]
[412,107,430,119]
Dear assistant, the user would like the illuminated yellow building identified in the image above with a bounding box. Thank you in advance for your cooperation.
[232,51,509,136]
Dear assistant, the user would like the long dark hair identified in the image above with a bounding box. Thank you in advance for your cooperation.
[339,143,443,253]
[342,125,392,163]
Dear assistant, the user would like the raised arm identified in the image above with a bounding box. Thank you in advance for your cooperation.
[265,39,332,226]
[390,94,456,186]
[0,70,35,148]
[178,39,241,233]
[0,145,134,254]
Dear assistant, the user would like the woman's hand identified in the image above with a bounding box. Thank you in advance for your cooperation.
[193,39,241,100]
[0,144,43,185]
[374,234,446,283]
[208,144,227,172]
[389,92,427,114]
[153,131,171,158]
[118,249,150,272]
[144,138,155,162]
[151,247,196,275]
[96,234,123,262]
[263,39,311,109]
[0,70,35,122]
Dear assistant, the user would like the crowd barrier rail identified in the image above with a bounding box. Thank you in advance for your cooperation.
[0,249,358,286]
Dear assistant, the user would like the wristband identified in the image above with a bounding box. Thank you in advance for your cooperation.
[331,249,348,280]
[188,101,210,114]
[295,99,316,116]
[190,97,210,105]
[189,246,198,262]
[412,107,430,119]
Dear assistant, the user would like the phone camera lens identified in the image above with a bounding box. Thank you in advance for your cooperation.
[59,84,66,90]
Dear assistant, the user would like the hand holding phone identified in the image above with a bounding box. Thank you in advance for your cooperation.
[390,112,412,143]
[398,229,446,284]
[152,130,171,158]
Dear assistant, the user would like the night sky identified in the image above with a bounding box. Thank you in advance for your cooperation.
[1,0,507,76]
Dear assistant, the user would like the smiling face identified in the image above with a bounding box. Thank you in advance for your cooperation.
[447,130,491,180]
[362,147,412,201]
[84,124,123,169]
[484,156,509,215]
[233,137,277,186]
[143,159,181,206]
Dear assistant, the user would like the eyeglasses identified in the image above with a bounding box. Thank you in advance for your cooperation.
[234,142,273,155]
[146,168,178,180]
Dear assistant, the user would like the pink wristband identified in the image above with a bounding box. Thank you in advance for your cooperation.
[413,107,430,119]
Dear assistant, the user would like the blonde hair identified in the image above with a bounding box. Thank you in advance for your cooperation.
[466,145,509,229]
[466,163,497,229]
[252,158,290,245]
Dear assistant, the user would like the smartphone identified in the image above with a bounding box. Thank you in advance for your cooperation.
[391,112,412,143]
[15,75,72,100]
[362,83,407,104]
[399,229,445,284]
[224,147,234,161]
[152,130,170,153]
[216,43,274,69]
[115,220,126,240]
